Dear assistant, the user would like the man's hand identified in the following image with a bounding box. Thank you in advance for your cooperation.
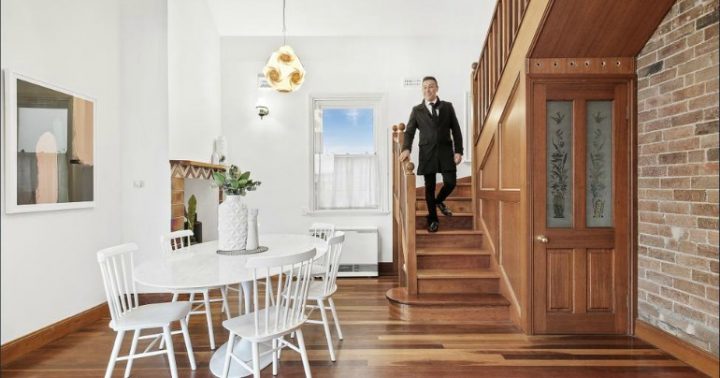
[399,149,410,161]
[454,153,463,165]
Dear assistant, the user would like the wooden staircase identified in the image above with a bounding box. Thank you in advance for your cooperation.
[387,179,511,322]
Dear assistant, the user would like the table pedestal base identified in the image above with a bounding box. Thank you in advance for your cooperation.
[209,339,273,377]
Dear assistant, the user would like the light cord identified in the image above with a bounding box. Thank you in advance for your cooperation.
[282,0,287,45]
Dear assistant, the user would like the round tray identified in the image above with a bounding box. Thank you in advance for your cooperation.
[216,246,269,256]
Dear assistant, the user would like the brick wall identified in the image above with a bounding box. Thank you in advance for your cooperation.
[636,0,719,356]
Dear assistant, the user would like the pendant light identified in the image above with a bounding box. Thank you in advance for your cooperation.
[263,0,305,93]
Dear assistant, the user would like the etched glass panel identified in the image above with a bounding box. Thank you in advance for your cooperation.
[586,101,613,227]
[546,101,573,228]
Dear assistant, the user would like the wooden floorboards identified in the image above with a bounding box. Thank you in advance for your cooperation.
[1,277,705,377]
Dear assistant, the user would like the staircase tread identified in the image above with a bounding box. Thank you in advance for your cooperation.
[417,268,500,279]
[386,288,510,306]
[416,211,473,217]
[416,247,491,256]
[416,229,483,235]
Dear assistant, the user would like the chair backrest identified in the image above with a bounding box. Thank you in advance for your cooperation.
[309,222,335,242]
[161,229,193,253]
[247,248,317,337]
[97,243,140,322]
[319,232,345,296]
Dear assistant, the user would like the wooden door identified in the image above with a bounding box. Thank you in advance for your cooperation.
[532,82,630,334]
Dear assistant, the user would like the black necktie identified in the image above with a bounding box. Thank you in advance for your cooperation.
[431,102,438,119]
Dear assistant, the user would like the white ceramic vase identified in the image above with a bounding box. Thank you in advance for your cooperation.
[246,209,259,250]
[218,194,247,251]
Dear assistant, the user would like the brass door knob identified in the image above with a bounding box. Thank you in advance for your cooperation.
[536,235,549,243]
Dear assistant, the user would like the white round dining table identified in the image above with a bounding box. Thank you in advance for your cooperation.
[134,233,327,378]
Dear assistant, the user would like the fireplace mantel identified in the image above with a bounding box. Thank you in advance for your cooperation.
[170,160,225,231]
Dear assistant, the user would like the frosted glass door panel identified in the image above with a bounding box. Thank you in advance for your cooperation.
[546,101,573,228]
[586,101,613,227]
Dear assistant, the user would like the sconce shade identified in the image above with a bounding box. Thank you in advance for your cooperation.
[263,45,305,93]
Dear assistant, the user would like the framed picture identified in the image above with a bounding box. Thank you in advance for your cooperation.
[4,71,96,213]
[464,91,473,162]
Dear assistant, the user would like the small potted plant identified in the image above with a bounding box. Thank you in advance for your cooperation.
[184,195,202,244]
[212,165,261,252]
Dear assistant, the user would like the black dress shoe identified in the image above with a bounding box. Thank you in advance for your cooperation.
[428,221,439,233]
[437,202,453,216]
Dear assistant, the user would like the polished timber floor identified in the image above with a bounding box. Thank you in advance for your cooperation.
[2,277,705,377]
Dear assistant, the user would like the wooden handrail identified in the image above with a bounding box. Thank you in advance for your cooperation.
[472,0,530,144]
[391,124,417,294]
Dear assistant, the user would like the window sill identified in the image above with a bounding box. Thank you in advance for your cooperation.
[303,209,390,217]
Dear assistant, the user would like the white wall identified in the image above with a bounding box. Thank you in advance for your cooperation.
[167,0,223,241]
[1,0,122,344]
[118,0,170,288]
[168,0,222,162]
[221,36,477,262]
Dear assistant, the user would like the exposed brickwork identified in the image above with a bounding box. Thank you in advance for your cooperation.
[637,0,719,356]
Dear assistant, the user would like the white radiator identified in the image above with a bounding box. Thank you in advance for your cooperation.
[312,226,379,277]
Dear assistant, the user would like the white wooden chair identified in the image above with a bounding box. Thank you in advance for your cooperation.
[221,248,317,378]
[309,222,335,277]
[97,243,196,378]
[304,232,345,361]
[162,230,231,350]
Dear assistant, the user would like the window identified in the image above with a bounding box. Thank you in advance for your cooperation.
[310,95,387,213]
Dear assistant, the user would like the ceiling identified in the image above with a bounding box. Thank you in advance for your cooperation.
[206,0,496,38]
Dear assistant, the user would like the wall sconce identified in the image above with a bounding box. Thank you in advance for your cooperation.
[256,105,269,119]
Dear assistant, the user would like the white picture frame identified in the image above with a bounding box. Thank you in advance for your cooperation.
[4,70,97,213]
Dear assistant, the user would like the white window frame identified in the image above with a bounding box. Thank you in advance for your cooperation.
[308,94,389,215]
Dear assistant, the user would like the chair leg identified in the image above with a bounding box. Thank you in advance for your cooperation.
[124,329,140,378]
[163,325,178,378]
[251,341,261,378]
[186,292,196,323]
[221,333,236,378]
[203,290,216,349]
[272,338,278,375]
[296,329,313,378]
[180,319,197,370]
[162,293,181,349]
[105,330,125,378]
[317,298,336,361]
[277,335,285,360]
[328,297,344,340]
[220,286,231,319]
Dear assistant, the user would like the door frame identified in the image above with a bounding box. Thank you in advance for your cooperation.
[525,74,637,335]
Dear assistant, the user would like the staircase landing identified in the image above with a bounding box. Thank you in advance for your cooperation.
[386,287,511,323]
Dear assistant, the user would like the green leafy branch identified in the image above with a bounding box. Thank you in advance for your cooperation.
[212,165,261,196]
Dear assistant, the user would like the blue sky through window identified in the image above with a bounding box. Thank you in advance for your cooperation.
[322,108,374,154]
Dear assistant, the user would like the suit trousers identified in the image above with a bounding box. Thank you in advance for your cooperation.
[423,172,457,222]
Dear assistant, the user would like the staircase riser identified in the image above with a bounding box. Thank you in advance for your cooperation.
[418,278,499,294]
[416,200,472,213]
[418,255,490,269]
[416,216,473,230]
[416,234,483,248]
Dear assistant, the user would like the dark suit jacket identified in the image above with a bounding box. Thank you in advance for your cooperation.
[402,99,464,175]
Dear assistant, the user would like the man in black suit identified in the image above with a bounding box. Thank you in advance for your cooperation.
[399,76,463,233]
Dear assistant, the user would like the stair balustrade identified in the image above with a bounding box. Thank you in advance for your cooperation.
[391,124,418,294]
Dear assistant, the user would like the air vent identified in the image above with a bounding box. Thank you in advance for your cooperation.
[339,264,377,273]
[402,77,422,88]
